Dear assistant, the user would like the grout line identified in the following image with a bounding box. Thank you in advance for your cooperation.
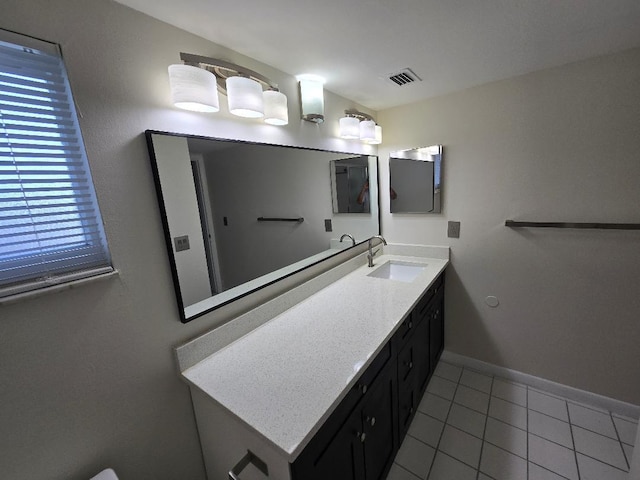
[526,384,529,480]
[529,460,573,480]
[476,375,493,480]
[427,361,462,480]
[610,411,631,471]
[565,397,580,480]
[393,462,422,480]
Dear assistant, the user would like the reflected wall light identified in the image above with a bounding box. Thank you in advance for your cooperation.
[168,52,288,125]
[297,74,325,123]
[339,109,382,144]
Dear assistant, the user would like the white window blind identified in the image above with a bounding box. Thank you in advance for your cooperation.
[0,30,112,298]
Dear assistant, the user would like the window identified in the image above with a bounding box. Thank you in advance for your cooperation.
[0,29,112,298]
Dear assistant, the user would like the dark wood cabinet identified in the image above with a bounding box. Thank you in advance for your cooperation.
[292,271,445,480]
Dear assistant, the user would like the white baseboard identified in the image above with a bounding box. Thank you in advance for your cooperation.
[440,350,640,420]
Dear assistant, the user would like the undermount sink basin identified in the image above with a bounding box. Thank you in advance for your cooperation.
[367,260,427,283]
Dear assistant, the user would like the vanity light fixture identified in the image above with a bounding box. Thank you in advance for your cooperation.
[168,53,288,125]
[297,74,325,123]
[339,109,383,144]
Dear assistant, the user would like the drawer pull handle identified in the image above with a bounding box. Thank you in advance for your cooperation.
[404,361,413,369]
[359,384,368,395]
[357,432,367,443]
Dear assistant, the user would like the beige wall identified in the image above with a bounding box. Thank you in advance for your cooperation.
[379,47,640,405]
[0,1,375,479]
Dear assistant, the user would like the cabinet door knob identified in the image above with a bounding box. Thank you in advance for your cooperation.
[359,384,368,395]
[356,432,366,443]
[408,321,413,329]
[367,416,376,427]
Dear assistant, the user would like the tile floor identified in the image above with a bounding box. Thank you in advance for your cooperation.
[387,360,638,480]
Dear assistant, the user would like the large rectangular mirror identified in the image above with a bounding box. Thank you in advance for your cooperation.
[146,131,379,322]
[389,145,443,213]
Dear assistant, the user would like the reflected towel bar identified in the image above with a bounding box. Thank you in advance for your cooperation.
[505,220,640,230]
[257,217,304,223]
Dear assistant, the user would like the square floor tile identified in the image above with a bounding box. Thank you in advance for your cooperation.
[528,462,568,480]
[528,410,573,448]
[454,384,489,414]
[572,425,628,470]
[438,425,482,468]
[576,453,628,480]
[427,452,477,480]
[408,411,444,448]
[479,443,527,480]
[492,378,527,407]
[446,403,486,438]
[613,416,638,446]
[459,369,493,394]
[484,417,527,458]
[426,376,457,401]
[528,433,579,480]
[433,362,462,383]
[489,396,527,430]
[528,389,569,422]
[387,463,422,480]
[567,403,617,439]
[418,393,451,422]
[394,435,436,479]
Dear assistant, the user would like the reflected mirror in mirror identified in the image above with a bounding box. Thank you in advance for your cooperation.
[389,145,443,213]
[330,156,370,213]
[146,131,379,322]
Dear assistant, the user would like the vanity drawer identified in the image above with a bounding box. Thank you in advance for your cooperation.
[415,273,444,320]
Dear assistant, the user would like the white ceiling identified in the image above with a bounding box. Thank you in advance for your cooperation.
[115,0,640,111]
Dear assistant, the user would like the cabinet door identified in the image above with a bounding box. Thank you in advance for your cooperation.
[413,310,431,394]
[429,291,445,371]
[292,410,364,480]
[361,365,396,480]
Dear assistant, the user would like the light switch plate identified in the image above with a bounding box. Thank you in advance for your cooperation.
[174,235,190,252]
[447,221,461,238]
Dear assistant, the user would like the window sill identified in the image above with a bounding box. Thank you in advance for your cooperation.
[0,269,120,306]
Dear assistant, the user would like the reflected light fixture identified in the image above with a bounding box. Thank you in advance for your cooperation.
[339,109,382,144]
[168,53,288,125]
[297,74,325,123]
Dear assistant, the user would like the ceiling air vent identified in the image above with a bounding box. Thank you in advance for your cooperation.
[387,68,422,86]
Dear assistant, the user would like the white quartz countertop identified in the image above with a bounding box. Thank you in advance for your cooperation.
[182,253,448,461]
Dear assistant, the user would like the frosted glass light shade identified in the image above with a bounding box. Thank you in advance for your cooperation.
[298,78,325,123]
[263,90,288,125]
[359,120,376,142]
[168,64,219,112]
[368,125,383,144]
[339,117,360,139]
[226,76,264,118]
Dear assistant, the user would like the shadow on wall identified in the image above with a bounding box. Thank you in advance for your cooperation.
[443,260,504,367]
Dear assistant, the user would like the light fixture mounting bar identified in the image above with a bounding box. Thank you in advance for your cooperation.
[179,52,279,92]
[344,109,375,122]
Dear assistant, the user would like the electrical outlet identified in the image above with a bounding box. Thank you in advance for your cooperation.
[324,219,332,232]
[447,221,461,238]
[174,235,190,252]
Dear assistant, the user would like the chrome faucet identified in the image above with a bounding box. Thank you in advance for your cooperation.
[367,235,387,267]
[339,233,356,246]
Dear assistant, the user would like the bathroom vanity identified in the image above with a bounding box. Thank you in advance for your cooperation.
[176,245,448,480]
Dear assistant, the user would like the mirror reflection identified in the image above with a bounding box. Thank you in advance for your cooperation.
[146,131,379,322]
[330,157,370,213]
[389,145,443,213]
